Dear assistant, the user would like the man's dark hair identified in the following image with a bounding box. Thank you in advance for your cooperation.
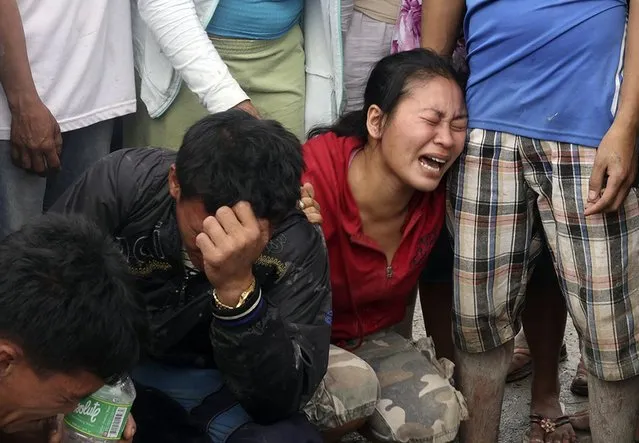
[0,214,148,382]
[176,109,304,223]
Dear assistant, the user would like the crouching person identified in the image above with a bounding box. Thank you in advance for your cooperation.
[0,214,147,443]
[50,110,343,442]
[301,50,469,443]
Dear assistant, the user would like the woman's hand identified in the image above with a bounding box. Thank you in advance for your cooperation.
[299,183,322,225]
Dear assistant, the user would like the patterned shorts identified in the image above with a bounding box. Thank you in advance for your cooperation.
[303,331,468,443]
[448,128,639,381]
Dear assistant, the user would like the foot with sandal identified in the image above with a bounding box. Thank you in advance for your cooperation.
[514,253,578,443]
[508,330,637,442]
[515,328,577,443]
[508,327,582,442]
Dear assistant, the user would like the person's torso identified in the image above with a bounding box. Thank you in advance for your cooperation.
[354,0,401,24]
[206,0,304,39]
[464,0,627,147]
[0,0,136,139]
[302,133,445,341]
[108,162,211,364]
[114,153,319,366]
[134,0,344,131]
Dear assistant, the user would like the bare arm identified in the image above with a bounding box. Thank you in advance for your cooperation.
[421,0,465,56]
[585,0,639,215]
[612,1,639,135]
[0,0,39,108]
[0,0,61,174]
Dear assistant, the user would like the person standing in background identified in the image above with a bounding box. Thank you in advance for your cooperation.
[423,1,639,442]
[125,0,342,148]
[393,8,583,438]
[342,0,466,114]
[341,0,401,112]
[0,0,136,239]
[415,6,577,440]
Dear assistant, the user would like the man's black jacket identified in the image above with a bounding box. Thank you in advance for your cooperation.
[50,148,332,424]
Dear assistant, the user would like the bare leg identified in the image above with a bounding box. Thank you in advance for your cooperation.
[589,374,639,443]
[420,280,455,362]
[457,340,513,443]
[523,258,575,442]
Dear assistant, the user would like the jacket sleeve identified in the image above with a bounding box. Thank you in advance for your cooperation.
[135,0,249,113]
[209,218,332,424]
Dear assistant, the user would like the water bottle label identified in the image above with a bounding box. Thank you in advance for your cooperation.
[64,396,132,440]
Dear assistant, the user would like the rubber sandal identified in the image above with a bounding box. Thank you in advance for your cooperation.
[523,414,571,443]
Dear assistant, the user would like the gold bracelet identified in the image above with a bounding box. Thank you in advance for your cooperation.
[213,278,256,310]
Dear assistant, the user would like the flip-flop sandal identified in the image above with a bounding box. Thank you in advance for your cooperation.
[523,414,572,443]
[570,358,588,397]
[508,343,568,383]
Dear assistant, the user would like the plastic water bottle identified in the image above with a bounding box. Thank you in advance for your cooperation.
[63,376,136,442]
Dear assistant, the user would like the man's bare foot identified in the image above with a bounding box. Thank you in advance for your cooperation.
[528,400,576,443]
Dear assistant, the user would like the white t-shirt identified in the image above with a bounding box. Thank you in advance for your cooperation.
[0,0,136,139]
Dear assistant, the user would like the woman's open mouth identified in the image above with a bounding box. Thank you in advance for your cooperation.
[419,155,447,172]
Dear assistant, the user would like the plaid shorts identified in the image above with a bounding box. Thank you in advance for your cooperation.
[448,128,639,381]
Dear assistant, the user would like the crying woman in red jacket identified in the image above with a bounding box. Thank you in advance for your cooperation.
[301,50,468,443]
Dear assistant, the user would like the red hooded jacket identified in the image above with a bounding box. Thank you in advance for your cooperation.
[302,132,446,343]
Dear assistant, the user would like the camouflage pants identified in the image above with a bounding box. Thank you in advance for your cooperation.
[303,331,468,443]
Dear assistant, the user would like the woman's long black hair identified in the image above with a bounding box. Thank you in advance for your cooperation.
[308,49,466,142]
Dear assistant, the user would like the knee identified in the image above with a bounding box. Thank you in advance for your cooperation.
[370,378,468,443]
[430,382,468,442]
[304,347,380,431]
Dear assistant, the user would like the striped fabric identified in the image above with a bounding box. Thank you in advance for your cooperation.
[342,10,395,113]
[447,128,639,381]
